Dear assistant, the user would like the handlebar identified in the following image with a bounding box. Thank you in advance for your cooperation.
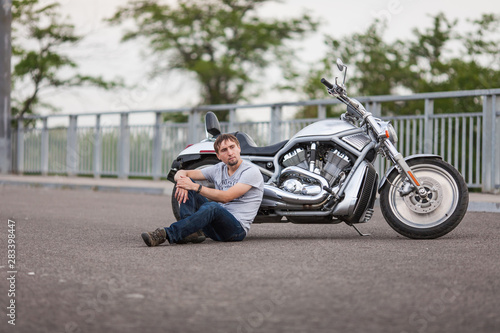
[321,78,334,89]
[321,77,386,140]
[321,77,362,116]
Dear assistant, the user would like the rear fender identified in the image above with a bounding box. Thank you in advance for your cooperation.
[167,141,217,182]
[378,154,442,193]
[179,141,216,156]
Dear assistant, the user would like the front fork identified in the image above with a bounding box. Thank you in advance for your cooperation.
[383,140,428,198]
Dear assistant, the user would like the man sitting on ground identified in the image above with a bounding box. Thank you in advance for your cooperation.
[141,133,264,246]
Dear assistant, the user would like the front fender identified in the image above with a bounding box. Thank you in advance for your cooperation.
[378,154,442,193]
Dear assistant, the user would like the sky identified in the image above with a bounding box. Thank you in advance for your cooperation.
[23,0,500,125]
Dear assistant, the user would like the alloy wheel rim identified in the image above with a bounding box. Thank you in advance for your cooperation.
[388,164,459,228]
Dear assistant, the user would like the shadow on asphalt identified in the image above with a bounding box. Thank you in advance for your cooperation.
[128,233,477,247]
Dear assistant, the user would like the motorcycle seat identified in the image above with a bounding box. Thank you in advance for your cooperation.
[234,132,288,156]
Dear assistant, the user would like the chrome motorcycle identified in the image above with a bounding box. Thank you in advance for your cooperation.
[167,59,469,239]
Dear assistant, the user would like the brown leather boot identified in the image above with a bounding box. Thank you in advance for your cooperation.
[141,228,167,247]
[176,230,206,244]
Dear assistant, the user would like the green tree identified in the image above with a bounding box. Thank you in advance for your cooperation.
[403,13,500,115]
[300,13,500,117]
[281,58,345,119]
[407,13,500,94]
[108,0,318,121]
[11,0,121,121]
[324,21,412,97]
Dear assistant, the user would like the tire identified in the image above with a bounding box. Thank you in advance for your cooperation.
[171,158,219,221]
[379,158,469,239]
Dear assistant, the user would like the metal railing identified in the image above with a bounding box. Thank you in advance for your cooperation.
[10,89,500,192]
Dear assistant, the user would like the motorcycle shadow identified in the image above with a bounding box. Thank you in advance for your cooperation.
[245,223,472,242]
[245,224,374,242]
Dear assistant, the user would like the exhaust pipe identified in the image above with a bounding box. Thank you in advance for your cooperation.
[262,166,330,205]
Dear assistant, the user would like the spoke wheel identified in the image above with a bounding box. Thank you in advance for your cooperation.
[380,158,469,239]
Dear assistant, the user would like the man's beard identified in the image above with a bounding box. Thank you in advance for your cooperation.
[228,159,239,166]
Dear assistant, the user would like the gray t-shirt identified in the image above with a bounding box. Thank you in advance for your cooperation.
[201,160,264,233]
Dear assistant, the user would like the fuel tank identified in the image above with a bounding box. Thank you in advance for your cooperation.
[291,120,356,139]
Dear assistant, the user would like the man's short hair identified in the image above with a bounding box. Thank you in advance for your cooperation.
[214,134,240,154]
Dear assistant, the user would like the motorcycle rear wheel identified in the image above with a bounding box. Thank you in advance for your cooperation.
[171,158,219,221]
[380,158,469,239]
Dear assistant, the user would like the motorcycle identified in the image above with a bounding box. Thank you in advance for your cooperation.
[167,59,469,239]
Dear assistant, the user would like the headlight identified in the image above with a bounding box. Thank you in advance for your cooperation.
[379,121,398,144]
[386,123,398,144]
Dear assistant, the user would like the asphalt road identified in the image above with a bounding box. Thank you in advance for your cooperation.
[0,185,499,333]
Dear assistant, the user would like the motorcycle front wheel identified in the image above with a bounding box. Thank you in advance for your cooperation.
[380,158,469,239]
[171,158,218,221]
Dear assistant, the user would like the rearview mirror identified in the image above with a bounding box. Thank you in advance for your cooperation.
[336,58,345,71]
[336,58,347,85]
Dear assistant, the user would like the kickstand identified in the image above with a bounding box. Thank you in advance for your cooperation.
[349,224,371,237]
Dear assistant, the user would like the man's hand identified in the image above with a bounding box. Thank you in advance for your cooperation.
[173,169,207,204]
[174,169,189,182]
[175,187,189,204]
[175,175,196,204]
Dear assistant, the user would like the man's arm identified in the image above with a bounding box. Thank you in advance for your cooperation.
[174,169,206,182]
[199,183,252,203]
[176,176,252,204]
[174,170,207,204]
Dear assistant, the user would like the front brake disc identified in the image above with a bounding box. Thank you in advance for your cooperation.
[403,176,443,214]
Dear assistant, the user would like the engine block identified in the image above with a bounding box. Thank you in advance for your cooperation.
[322,149,350,184]
[278,144,352,196]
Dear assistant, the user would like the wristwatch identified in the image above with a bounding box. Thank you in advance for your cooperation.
[196,184,203,193]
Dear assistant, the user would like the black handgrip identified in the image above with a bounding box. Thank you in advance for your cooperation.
[321,78,334,89]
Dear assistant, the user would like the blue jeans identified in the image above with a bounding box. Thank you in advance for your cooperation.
[165,190,247,244]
